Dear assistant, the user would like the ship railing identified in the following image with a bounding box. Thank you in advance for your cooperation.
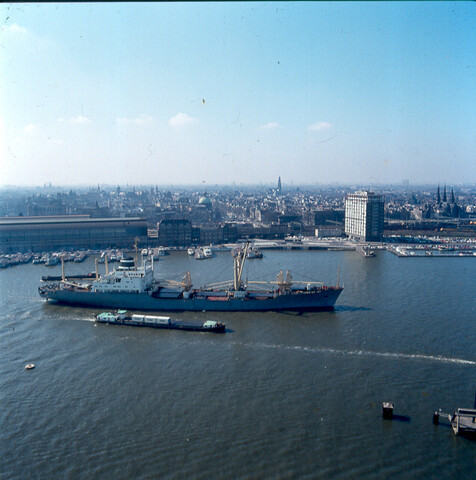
[201,280,235,289]
[247,280,325,287]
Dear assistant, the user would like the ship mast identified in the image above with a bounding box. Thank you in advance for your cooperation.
[61,255,65,281]
[134,237,139,266]
[233,242,249,291]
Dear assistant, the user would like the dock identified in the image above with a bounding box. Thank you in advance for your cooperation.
[357,245,376,257]
[449,409,476,437]
[433,408,476,438]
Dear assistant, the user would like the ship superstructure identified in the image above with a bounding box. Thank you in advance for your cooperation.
[39,244,343,312]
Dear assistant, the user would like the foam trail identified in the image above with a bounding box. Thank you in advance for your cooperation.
[55,317,96,323]
[247,342,476,366]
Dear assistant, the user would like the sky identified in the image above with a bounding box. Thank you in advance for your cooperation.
[1,2,475,187]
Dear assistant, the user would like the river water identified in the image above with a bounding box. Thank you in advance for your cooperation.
[1,250,475,479]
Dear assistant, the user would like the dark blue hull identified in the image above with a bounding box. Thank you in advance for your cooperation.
[40,287,343,312]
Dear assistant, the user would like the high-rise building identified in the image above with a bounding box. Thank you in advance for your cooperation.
[344,191,385,241]
[277,176,282,193]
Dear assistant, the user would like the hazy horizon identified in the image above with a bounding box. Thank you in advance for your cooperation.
[2,2,475,186]
[1,180,475,192]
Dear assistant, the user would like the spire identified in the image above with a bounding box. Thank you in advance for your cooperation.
[443,184,447,203]
[437,185,440,204]
[451,188,455,204]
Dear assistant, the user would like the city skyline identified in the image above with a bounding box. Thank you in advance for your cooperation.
[1,2,475,186]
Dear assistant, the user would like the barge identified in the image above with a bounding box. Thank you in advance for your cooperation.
[96,310,225,333]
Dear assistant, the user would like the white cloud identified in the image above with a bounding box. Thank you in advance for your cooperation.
[307,121,333,131]
[117,115,154,125]
[57,116,91,125]
[70,115,91,125]
[260,122,280,130]
[2,24,29,35]
[168,113,197,128]
[23,124,40,135]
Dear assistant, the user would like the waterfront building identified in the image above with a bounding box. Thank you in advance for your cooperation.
[0,215,147,253]
[199,225,222,245]
[157,219,192,247]
[315,226,343,238]
[344,191,385,241]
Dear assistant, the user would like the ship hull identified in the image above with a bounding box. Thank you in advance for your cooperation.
[39,288,343,312]
[96,317,225,333]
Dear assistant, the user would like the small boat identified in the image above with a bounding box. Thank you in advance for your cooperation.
[194,248,206,260]
[0,258,10,268]
[203,247,213,258]
[187,248,195,256]
[149,248,159,260]
[25,363,35,370]
[74,251,87,263]
[247,247,263,259]
[45,255,60,266]
[96,310,225,333]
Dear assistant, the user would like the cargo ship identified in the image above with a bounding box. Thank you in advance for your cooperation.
[96,310,225,333]
[39,243,343,312]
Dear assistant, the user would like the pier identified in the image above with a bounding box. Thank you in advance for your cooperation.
[433,409,476,437]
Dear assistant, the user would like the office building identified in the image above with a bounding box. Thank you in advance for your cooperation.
[345,191,385,241]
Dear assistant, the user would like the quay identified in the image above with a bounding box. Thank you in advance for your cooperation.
[433,391,476,438]
[433,408,476,438]
[2,237,476,270]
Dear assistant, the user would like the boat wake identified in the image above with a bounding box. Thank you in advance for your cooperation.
[247,342,476,366]
[72,317,96,323]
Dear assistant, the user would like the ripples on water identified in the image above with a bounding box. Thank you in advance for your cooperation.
[1,251,475,479]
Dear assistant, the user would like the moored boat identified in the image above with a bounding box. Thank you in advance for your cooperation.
[194,248,206,260]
